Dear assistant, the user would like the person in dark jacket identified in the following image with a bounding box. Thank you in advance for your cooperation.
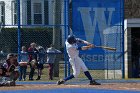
[36,46,46,80]
[28,42,38,80]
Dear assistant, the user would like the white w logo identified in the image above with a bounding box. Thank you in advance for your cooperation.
[78,7,115,45]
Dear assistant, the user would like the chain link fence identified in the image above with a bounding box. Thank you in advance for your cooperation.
[0,0,68,81]
[71,0,124,81]
[0,0,125,83]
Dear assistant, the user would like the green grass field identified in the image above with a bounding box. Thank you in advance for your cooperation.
[23,64,105,82]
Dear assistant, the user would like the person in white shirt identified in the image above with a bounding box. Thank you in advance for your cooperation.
[57,35,101,85]
[47,44,61,80]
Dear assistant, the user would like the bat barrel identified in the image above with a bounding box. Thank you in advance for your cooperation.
[95,46,116,51]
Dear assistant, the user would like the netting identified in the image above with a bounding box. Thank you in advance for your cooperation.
[0,0,124,82]
[0,0,69,81]
[71,0,124,80]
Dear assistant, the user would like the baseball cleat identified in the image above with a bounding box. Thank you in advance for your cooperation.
[89,80,101,85]
[57,79,65,85]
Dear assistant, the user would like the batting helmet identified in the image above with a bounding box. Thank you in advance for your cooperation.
[67,35,76,44]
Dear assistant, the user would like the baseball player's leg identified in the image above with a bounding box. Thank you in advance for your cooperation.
[78,57,101,85]
[57,74,74,85]
[78,57,92,80]
[80,63,92,80]
[57,58,81,85]
[64,60,81,81]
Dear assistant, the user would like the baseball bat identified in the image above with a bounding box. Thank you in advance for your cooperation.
[70,28,73,35]
[95,46,117,51]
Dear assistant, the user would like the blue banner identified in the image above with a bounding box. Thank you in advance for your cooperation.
[72,0,123,70]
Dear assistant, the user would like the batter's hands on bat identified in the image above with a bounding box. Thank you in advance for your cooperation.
[88,44,95,48]
[82,44,95,50]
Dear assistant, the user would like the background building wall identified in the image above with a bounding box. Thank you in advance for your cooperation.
[3,0,12,25]
[125,0,140,18]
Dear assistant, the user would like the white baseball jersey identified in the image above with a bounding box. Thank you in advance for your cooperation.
[65,40,88,77]
[65,41,79,59]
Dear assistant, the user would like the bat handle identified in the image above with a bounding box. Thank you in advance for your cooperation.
[94,45,101,48]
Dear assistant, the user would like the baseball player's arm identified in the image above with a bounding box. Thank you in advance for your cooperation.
[82,45,94,50]
[77,45,94,50]
[76,38,93,45]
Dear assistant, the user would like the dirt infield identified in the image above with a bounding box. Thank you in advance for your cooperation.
[0,83,140,91]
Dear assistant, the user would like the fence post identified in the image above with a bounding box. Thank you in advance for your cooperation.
[17,0,21,61]
[53,0,62,77]
[122,0,125,79]
[64,0,68,78]
[67,0,71,76]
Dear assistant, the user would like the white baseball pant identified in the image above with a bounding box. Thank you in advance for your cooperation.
[69,56,88,78]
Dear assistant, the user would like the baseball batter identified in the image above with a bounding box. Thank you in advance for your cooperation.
[57,35,101,85]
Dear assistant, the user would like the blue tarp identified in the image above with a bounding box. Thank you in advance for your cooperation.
[72,0,123,70]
